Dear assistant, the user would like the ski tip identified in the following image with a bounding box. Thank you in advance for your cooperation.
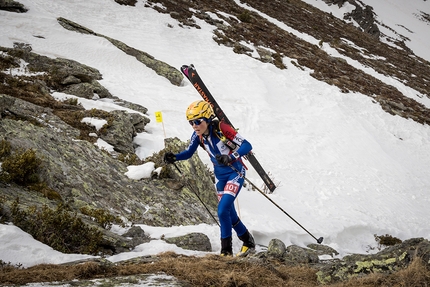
[180,65,189,78]
[317,237,324,244]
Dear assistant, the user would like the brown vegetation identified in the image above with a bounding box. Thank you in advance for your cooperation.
[148,0,430,126]
[1,252,429,286]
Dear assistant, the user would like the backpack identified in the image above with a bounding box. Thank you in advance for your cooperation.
[198,120,239,152]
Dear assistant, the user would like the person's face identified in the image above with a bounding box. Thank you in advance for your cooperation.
[189,118,208,136]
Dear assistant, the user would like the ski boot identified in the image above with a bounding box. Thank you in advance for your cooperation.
[237,230,255,257]
[220,236,233,257]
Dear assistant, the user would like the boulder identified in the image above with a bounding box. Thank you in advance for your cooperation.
[164,233,212,252]
[0,0,27,13]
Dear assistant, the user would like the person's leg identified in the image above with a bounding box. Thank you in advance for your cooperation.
[217,167,255,255]
[218,193,234,255]
[223,169,247,236]
[231,207,246,236]
[225,168,255,255]
[218,170,244,238]
[216,176,234,255]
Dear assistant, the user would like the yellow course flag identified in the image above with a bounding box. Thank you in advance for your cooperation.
[155,111,163,123]
[155,111,166,138]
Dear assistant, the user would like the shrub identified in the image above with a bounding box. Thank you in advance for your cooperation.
[0,139,11,160]
[0,197,6,224]
[28,182,62,201]
[0,143,62,200]
[64,97,79,106]
[117,153,142,165]
[80,206,124,230]
[375,234,402,247]
[0,260,22,271]
[0,148,42,185]
[10,199,104,255]
[238,11,252,23]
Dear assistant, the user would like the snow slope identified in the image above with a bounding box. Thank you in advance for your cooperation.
[1,0,430,268]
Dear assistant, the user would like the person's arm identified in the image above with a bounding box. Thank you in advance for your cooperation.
[231,138,252,160]
[175,132,200,161]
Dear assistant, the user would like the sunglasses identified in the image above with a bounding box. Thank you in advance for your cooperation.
[189,118,206,126]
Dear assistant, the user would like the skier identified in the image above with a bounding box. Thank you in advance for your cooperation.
[163,100,255,256]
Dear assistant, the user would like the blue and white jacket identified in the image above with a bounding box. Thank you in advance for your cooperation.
[175,122,252,177]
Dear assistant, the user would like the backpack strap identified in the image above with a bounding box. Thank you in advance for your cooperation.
[197,120,219,149]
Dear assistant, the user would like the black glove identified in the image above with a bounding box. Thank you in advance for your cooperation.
[163,152,176,164]
[216,154,232,166]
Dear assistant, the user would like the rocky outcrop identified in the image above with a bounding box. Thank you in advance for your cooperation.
[322,0,348,6]
[0,0,27,12]
[0,110,217,252]
[114,0,137,6]
[98,109,150,154]
[315,238,430,284]
[57,17,183,86]
[321,0,380,38]
[0,94,81,138]
[247,237,430,285]
[1,45,113,100]
[344,1,380,38]
[0,106,217,229]
[0,44,217,239]
[0,45,217,252]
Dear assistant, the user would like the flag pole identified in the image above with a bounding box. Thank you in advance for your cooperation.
[155,111,166,138]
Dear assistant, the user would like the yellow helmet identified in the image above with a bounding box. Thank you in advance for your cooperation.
[186,100,215,121]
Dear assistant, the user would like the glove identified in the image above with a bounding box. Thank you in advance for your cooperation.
[163,152,176,164]
[216,154,232,166]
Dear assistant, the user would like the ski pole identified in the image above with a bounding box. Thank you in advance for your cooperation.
[229,165,323,244]
[172,163,220,227]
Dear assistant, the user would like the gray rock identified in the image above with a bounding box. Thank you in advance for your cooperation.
[164,233,212,252]
[308,243,339,256]
[0,0,27,13]
[267,238,287,259]
[62,81,112,99]
[284,245,319,264]
[114,0,137,6]
[99,110,138,154]
[123,225,147,238]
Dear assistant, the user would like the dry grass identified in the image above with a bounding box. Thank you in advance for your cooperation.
[1,253,430,286]
[0,253,318,286]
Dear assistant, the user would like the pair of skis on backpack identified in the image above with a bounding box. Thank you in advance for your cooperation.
[180,64,276,193]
